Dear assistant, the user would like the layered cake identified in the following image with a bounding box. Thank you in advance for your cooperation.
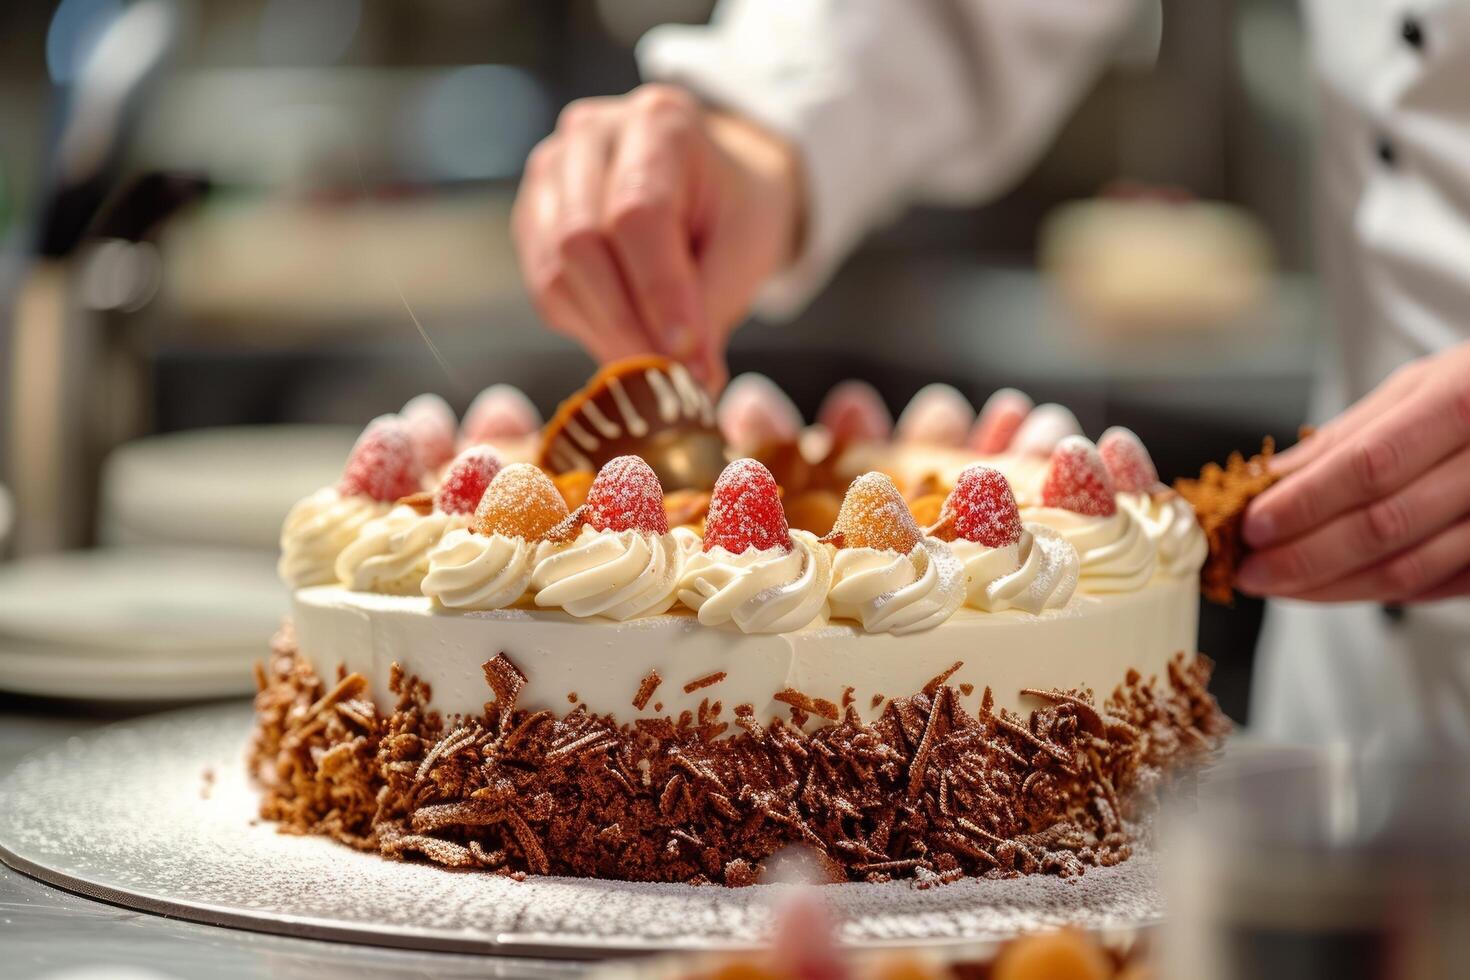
[252,360,1227,885]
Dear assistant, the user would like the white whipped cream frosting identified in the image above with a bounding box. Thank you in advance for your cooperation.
[334,505,459,595]
[422,528,553,610]
[951,523,1080,614]
[1023,506,1156,593]
[827,538,966,635]
[676,530,833,633]
[1119,490,1208,578]
[278,487,386,588]
[531,526,696,621]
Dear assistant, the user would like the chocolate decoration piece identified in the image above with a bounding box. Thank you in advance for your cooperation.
[540,356,727,491]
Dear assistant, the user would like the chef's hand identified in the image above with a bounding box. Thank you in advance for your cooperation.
[512,84,802,391]
[1239,341,1470,603]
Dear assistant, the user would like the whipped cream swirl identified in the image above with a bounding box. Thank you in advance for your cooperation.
[827,538,966,635]
[676,530,832,633]
[334,505,458,594]
[278,487,386,588]
[1023,505,1156,592]
[422,528,551,609]
[531,527,693,621]
[1119,490,1208,577]
[951,524,1080,614]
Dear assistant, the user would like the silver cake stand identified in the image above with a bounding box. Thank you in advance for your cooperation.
[0,703,1163,960]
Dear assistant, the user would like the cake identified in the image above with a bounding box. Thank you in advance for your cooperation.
[253,359,1227,885]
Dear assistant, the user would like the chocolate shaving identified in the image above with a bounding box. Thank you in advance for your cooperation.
[251,624,1228,886]
[773,687,840,722]
[683,671,727,695]
[632,670,661,711]
[482,654,526,707]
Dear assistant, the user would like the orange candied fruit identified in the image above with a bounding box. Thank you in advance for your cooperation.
[827,472,922,553]
[473,463,569,541]
[992,929,1112,980]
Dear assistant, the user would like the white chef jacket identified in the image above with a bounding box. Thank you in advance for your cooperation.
[639,0,1470,748]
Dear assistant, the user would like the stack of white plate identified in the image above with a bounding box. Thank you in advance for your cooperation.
[98,425,357,550]
[0,548,286,700]
[0,426,358,701]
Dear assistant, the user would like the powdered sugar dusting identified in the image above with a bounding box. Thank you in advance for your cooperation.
[831,473,921,553]
[940,466,1022,548]
[433,446,502,515]
[705,459,791,554]
[0,704,1166,953]
[586,456,669,535]
[1098,427,1161,494]
[1040,438,1117,517]
[340,415,423,502]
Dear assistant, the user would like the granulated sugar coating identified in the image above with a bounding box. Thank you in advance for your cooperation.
[585,456,670,535]
[1098,428,1160,495]
[935,466,1023,548]
[339,415,424,502]
[1040,438,1117,518]
[704,459,791,554]
[829,473,921,553]
[433,446,502,515]
[473,463,568,540]
[0,703,1171,954]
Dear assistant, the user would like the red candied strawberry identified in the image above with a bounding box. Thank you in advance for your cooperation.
[433,446,502,515]
[402,393,457,471]
[583,455,669,534]
[816,380,892,443]
[968,388,1033,454]
[1040,436,1117,517]
[895,383,974,447]
[1098,426,1161,493]
[936,465,1022,547]
[339,415,423,502]
[717,374,803,452]
[460,384,541,445]
[704,459,791,553]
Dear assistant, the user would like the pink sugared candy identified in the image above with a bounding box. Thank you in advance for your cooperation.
[433,446,503,515]
[1040,436,1117,517]
[1098,426,1161,493]
[339,415,423,502]
[401,393,458,471]
[705,458,791,554]
[940,465,1023,548]
[584,455,669,535]
[968,388,1034,454]
[816,380,893,443]
[1012,403,1083,457]
[460,384,541,445]
[717,373,803,452]
[895,383,974,447]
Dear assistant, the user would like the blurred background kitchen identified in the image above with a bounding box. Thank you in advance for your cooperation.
[0,0,1316,722]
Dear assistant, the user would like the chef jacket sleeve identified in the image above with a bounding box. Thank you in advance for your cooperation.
[638,0,1150,318]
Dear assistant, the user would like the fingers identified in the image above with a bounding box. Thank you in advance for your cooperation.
[512,98,664,363]
[1238,443,1470,596]
[1269,361,1426,474]
[1244,371,1470,548]
[1272,516,1470,604]
[601,87,709,362]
